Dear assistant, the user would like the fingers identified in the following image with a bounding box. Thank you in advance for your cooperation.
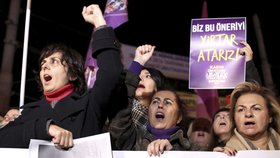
[147,140,162,157]
[49,124,74,149]
[147,139,172,157]
[81,4,105,27]
[223,147,237,156]
[3,109,20,123]
[239,41,253,61]
[82,6,86,15]
[55,130,73,149]
[137,44,155,54]
[213,146,224,152]
[214,146,237,156]
[134,44,156,65]
[147,141,155,156]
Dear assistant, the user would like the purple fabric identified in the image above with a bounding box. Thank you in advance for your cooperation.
[129,61,143,74]
[147,123,179,140]
[84,0,128,88]
[104,10,128,29]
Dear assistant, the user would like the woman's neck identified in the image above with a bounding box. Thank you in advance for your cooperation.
[44,84,74,103]
[136,96,152,107]
[218,132,232,142]
[252,136,269,150]
[138,99,150,107]
[247,131,269,150]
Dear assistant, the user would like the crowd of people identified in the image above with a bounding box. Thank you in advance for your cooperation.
[0,3,279,158]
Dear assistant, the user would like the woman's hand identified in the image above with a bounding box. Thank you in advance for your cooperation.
[147,139,173,157]
[213,146,237,156]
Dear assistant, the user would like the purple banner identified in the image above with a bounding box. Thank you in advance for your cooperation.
[189,17,246,89]
[104,0,128,28]
[84,0,128,89]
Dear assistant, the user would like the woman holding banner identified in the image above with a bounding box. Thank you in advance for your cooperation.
[214,81,280,155]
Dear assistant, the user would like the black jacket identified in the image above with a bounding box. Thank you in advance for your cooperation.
[0,27,123,148]
[109,68,191,151]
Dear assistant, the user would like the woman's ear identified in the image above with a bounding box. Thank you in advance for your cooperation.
[154,86,158,92]
[177,114,182,124]
[69,76,77,81]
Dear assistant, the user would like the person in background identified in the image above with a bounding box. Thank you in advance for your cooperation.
[144,40,261,154]
[241,41,262,84]
[187,117,214,151]
[0,114,3,123]
[0,108,20,128]
[211,41,262,148]
[0,4,123,149]
[214,82,280,156]
[212,108,232,147]
[132,69,169,129]
[101,44,164,132]
[125,44,171,130]
[109,89,190,156]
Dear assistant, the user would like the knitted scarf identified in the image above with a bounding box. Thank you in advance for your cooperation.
[147,123,179,139]
[44,84,74,104]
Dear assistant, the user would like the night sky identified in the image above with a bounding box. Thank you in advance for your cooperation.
[0,0,279,106]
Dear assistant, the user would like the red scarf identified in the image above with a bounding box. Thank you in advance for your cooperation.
[44,84,74,103]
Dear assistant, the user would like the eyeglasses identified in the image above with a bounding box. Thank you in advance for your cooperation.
[40,57,63,69]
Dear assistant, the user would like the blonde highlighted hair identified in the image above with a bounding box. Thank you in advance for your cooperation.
[229,81,280,133]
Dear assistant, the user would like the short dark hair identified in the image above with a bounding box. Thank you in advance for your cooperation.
[36,43,87,94]
[143,67,170,90]
[212,107,230,122]
[152,89,186,124]
[191,117,212,133]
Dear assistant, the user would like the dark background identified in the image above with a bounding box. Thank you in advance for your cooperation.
[0,0,279,107]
